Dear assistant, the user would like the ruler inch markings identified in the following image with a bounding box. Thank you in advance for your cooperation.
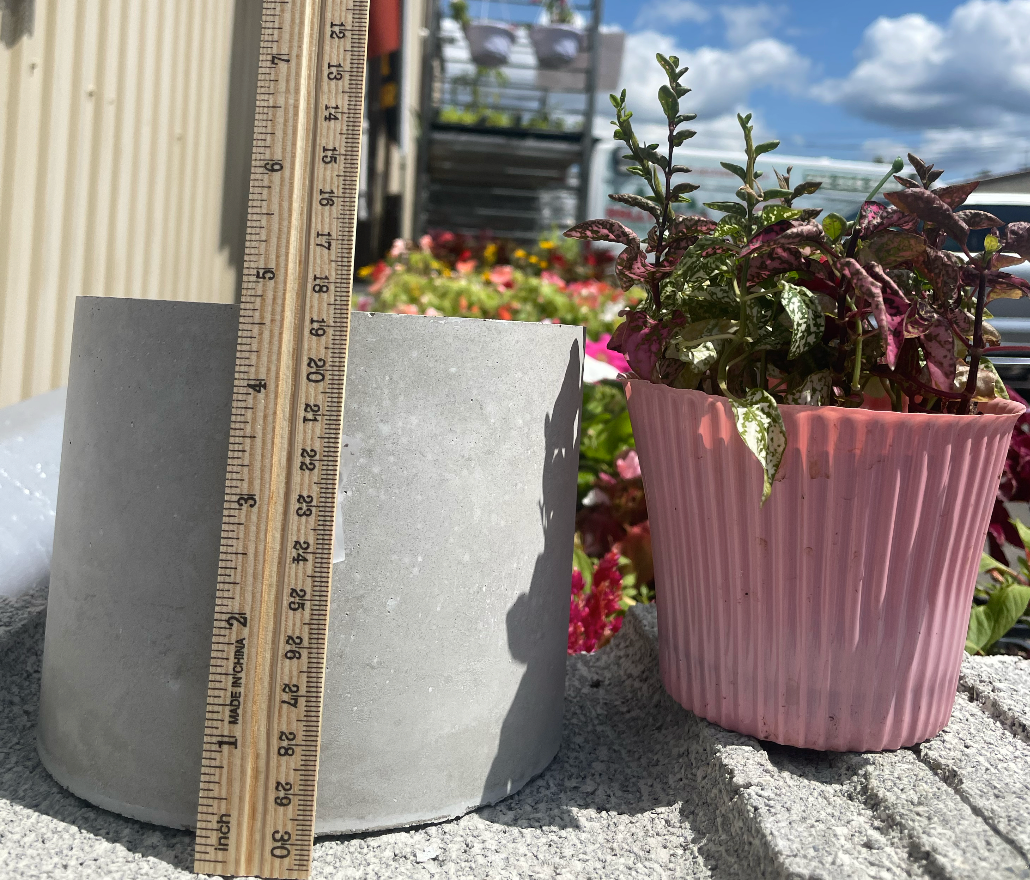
[194,1,367,877]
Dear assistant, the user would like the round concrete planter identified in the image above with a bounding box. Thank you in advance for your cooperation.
[626,380,1024,751]
[37,297,582,834]
[465,21,515,68]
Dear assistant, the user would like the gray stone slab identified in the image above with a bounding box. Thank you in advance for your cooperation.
[843,750,1029,880]
[916,692,1030,863]
[5,583,1030,878]
[960,655,1030,744]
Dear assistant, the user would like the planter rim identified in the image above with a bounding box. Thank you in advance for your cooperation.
[531,22,583,32]
[465,19,516,32]
[624,378,1026,422]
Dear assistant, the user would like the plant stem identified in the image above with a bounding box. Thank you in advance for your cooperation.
[851,312,864,390]
[959,267,988,415]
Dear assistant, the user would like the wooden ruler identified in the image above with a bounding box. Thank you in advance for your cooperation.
[193,1,368,877]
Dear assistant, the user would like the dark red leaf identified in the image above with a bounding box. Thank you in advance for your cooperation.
[859,231,926,268]
[932,181,978,208]
[954,209,1002,230]
[884,188,969,247]
[1006,222,1030,261]
[608,310,686,379]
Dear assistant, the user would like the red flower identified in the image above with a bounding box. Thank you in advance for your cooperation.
[568,550,624,654]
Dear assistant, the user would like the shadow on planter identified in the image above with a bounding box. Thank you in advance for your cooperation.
[482,345,581,804]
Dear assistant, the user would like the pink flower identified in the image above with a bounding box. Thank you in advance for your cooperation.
[584,333,630,374]
[424,307,443,316]
[356,295,374,311]
[392,303,419,315]
[489,264,514,289]
[568,550,624,654]
[419,234,434,252]
[456,259,477,275]
[388,238,406,258]
[540,270,566,291]
[615,449,640,480]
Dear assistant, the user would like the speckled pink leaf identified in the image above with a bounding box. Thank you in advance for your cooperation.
[747,246,809,283]
[739,219,797,256]
[864,262,910,369]
[615,245,652,291]
[920,320,957,390]
[565,219,640,246]
[858,201,919,238]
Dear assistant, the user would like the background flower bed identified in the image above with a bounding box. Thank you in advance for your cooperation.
[358,229,1030,657]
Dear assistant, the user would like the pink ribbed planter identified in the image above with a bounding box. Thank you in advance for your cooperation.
[626,381,1024,751]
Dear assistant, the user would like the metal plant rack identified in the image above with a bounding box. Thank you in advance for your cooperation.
[415,0,604,242]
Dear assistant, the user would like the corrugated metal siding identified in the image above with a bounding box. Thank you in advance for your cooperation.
[0,0,259,407]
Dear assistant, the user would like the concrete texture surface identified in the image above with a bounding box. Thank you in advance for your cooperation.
[4,583,1030,879]
[36,298,584,835]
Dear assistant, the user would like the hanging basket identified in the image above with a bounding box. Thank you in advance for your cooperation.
[465,20,516,68]
[530,23,584,70]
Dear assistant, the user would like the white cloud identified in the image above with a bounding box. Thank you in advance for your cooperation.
[815,0,1030,177]
[817,1,1030,129]
[719,5,782,47]
[611,30,804,155]
[620,30,810,124]
[633,1,710,29]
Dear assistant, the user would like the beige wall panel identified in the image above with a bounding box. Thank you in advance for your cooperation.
[0,0,256,407]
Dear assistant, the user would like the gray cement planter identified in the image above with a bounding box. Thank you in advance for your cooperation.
[36,297,582,834]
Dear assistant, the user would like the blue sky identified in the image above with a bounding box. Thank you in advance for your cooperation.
[599,0,1030,179]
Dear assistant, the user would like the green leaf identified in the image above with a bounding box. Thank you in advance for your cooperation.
[754,140,780,156]
[1013,519,1030,557]
[759,188,792,201]
[704,201,747,218]
[822,212,847,241]
[573,540,595,589]
[655,53,677,81]
[731,388,787,505]
[720,161,748,182]
[580,408,636,464]
[658,84,679,120]
[780,282,825,359]
[784,370,832,406]
[966,582,1030,654]
[672,129,696,147]
[758,205,803,228]
[980,552,1017,578]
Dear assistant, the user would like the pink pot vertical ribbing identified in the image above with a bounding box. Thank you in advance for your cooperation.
[626,381,1024,751]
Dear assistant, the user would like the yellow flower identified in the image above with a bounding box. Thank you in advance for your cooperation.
[442,268,452,277]
[514,248,527,259]
[484,243,498,262]
[538,240,555,250]
[358,264,375,278]
[528,255,540,265]
[482,272,491,281]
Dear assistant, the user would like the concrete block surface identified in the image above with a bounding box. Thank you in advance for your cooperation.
[4,584,1030,878]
